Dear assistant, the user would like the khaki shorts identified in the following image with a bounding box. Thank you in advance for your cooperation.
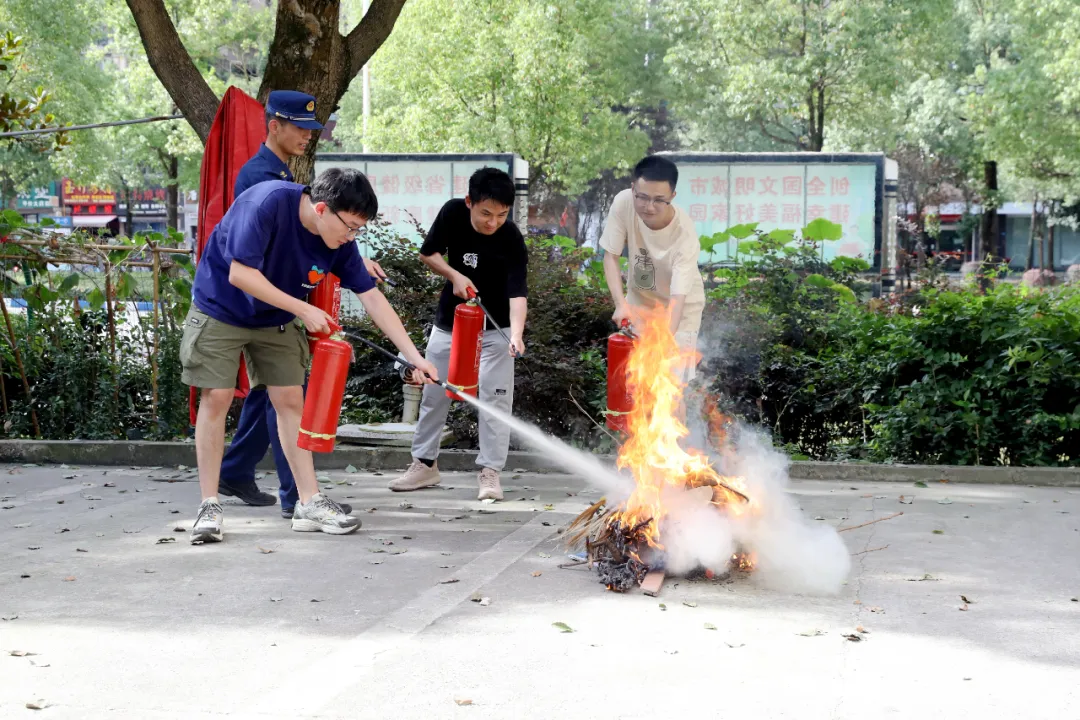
[179,307,310,389]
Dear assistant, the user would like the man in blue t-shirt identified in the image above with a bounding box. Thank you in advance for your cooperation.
[182,168,438,544]
[216,90,386,516]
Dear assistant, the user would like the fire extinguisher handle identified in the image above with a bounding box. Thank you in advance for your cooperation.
[466,286,477,300]
[328,319,342,333]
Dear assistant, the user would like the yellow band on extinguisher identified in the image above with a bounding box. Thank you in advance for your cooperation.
[603,409,630,417]
[448,383,478,393]
[299,428,337,440]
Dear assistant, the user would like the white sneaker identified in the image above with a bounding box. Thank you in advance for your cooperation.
[388,460,441,491]
[190,499,223,544]
[291,494,361,535]
[477,467,503,501]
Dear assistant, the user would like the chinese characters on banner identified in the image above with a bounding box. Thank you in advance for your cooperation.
[676,163,877,262]
[312,158,509,243]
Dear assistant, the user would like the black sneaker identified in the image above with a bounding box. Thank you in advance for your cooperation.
[282,501,351,519]
[218,479,276,507]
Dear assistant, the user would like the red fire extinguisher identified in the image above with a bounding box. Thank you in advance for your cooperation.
[298,322,352,453]
[307,273,342,353]
[446,293,485,401]
[606,321,635,433]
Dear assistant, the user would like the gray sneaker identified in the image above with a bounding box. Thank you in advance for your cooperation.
[477,467,503,501]
[291,494,361,535]
[388,460,441,492]
[190,499,223,544]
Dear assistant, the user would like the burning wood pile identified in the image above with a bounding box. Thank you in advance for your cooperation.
[566,309,757,596]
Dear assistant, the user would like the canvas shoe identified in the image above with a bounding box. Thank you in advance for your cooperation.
[388,460,441,491]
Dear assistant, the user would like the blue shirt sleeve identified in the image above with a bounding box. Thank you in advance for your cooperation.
[331,240,377,294]
[222,200,275,271]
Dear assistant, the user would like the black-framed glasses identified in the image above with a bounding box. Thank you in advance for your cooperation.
[631,187,672,208]
[331,209,366,239]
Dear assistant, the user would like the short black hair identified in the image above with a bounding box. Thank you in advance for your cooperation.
[468,167,515,208]
[633,156,679,190]
[309,168,378,220]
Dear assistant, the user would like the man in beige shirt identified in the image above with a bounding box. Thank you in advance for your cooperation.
[599,155,706,378]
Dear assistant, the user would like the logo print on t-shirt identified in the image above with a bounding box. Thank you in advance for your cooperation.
[463,253,478,269]
[307,265,326,285]
[633,253,656,291]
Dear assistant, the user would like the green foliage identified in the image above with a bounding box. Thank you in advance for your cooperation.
[343,0,656,196]
[704,283,1080,466]
[0,218,194,439]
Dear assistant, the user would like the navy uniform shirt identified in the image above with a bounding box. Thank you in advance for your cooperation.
[194,181,375,328]
[234,145,292,197]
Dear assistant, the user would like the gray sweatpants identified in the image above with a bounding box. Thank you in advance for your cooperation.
[411,326,515,470]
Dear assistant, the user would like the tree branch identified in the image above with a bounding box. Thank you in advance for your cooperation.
[124,0,220,143]
[344,0,410,81]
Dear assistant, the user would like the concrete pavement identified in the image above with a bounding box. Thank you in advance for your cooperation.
[1,463,1078,719]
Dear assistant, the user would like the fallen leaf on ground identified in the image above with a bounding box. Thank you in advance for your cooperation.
[937,498,953,505]
[899,495,913,504]
[369,548,386,554]
[439,578,459,584]
[470,592,483,602]
[25,700,48,710]
[531,571,542,577]
[103,482,116,488]
[538,552,551,558]
[141,569,155,574]
[27,546,40,550]
[856,625,869,634]
[366,508,376,513]
[370,561,383,565]
[842,633,863,642]
[310,599,322,603]
[9,650,38,657]
[13,523,30,529]
[797,630,825,637]
[270,597,283,602]
[908,574,938,582]
[704,623,717,630]
[959,603,969,611]
[156,537,176,544]
[543,504,555,511]
[454,698,473,706]
[552,622,574,633]
[1,615,18,621]
[62,576,76,582]
[813,516,825,521]
[932,530,945,535]
[869,606,885,613]
[29,660,49,668]
[398,502,413,509]
[479,598,491,606]
[683,601,698,608]
[345,465,357,473]
[725,642,745,648]
[441,551,452,556]
[914,481,928,488]
[20,574,30,579]
[256,547,275,554]
[961,595,975,604]
[658,603,667,611]
[76,548,88,553]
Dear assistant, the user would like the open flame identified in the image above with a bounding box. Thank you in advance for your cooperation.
[609,306,756,565]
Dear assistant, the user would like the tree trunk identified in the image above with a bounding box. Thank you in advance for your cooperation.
[1026,197,1038,271]
[124,0,220,142]
[166,154,179,231]
[126,0,407,166]
[980,160,999,259]
[1048,203,1056,271]
[123,185,135,237]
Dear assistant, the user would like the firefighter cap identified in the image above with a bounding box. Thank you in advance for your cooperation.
[266,90,324,130]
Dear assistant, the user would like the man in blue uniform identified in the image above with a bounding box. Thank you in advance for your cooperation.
[215,91,384,516]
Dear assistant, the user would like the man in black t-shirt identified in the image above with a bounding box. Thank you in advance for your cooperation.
[389,168,528,501]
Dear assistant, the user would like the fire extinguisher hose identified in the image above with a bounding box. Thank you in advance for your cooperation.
[323,320,461,395]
